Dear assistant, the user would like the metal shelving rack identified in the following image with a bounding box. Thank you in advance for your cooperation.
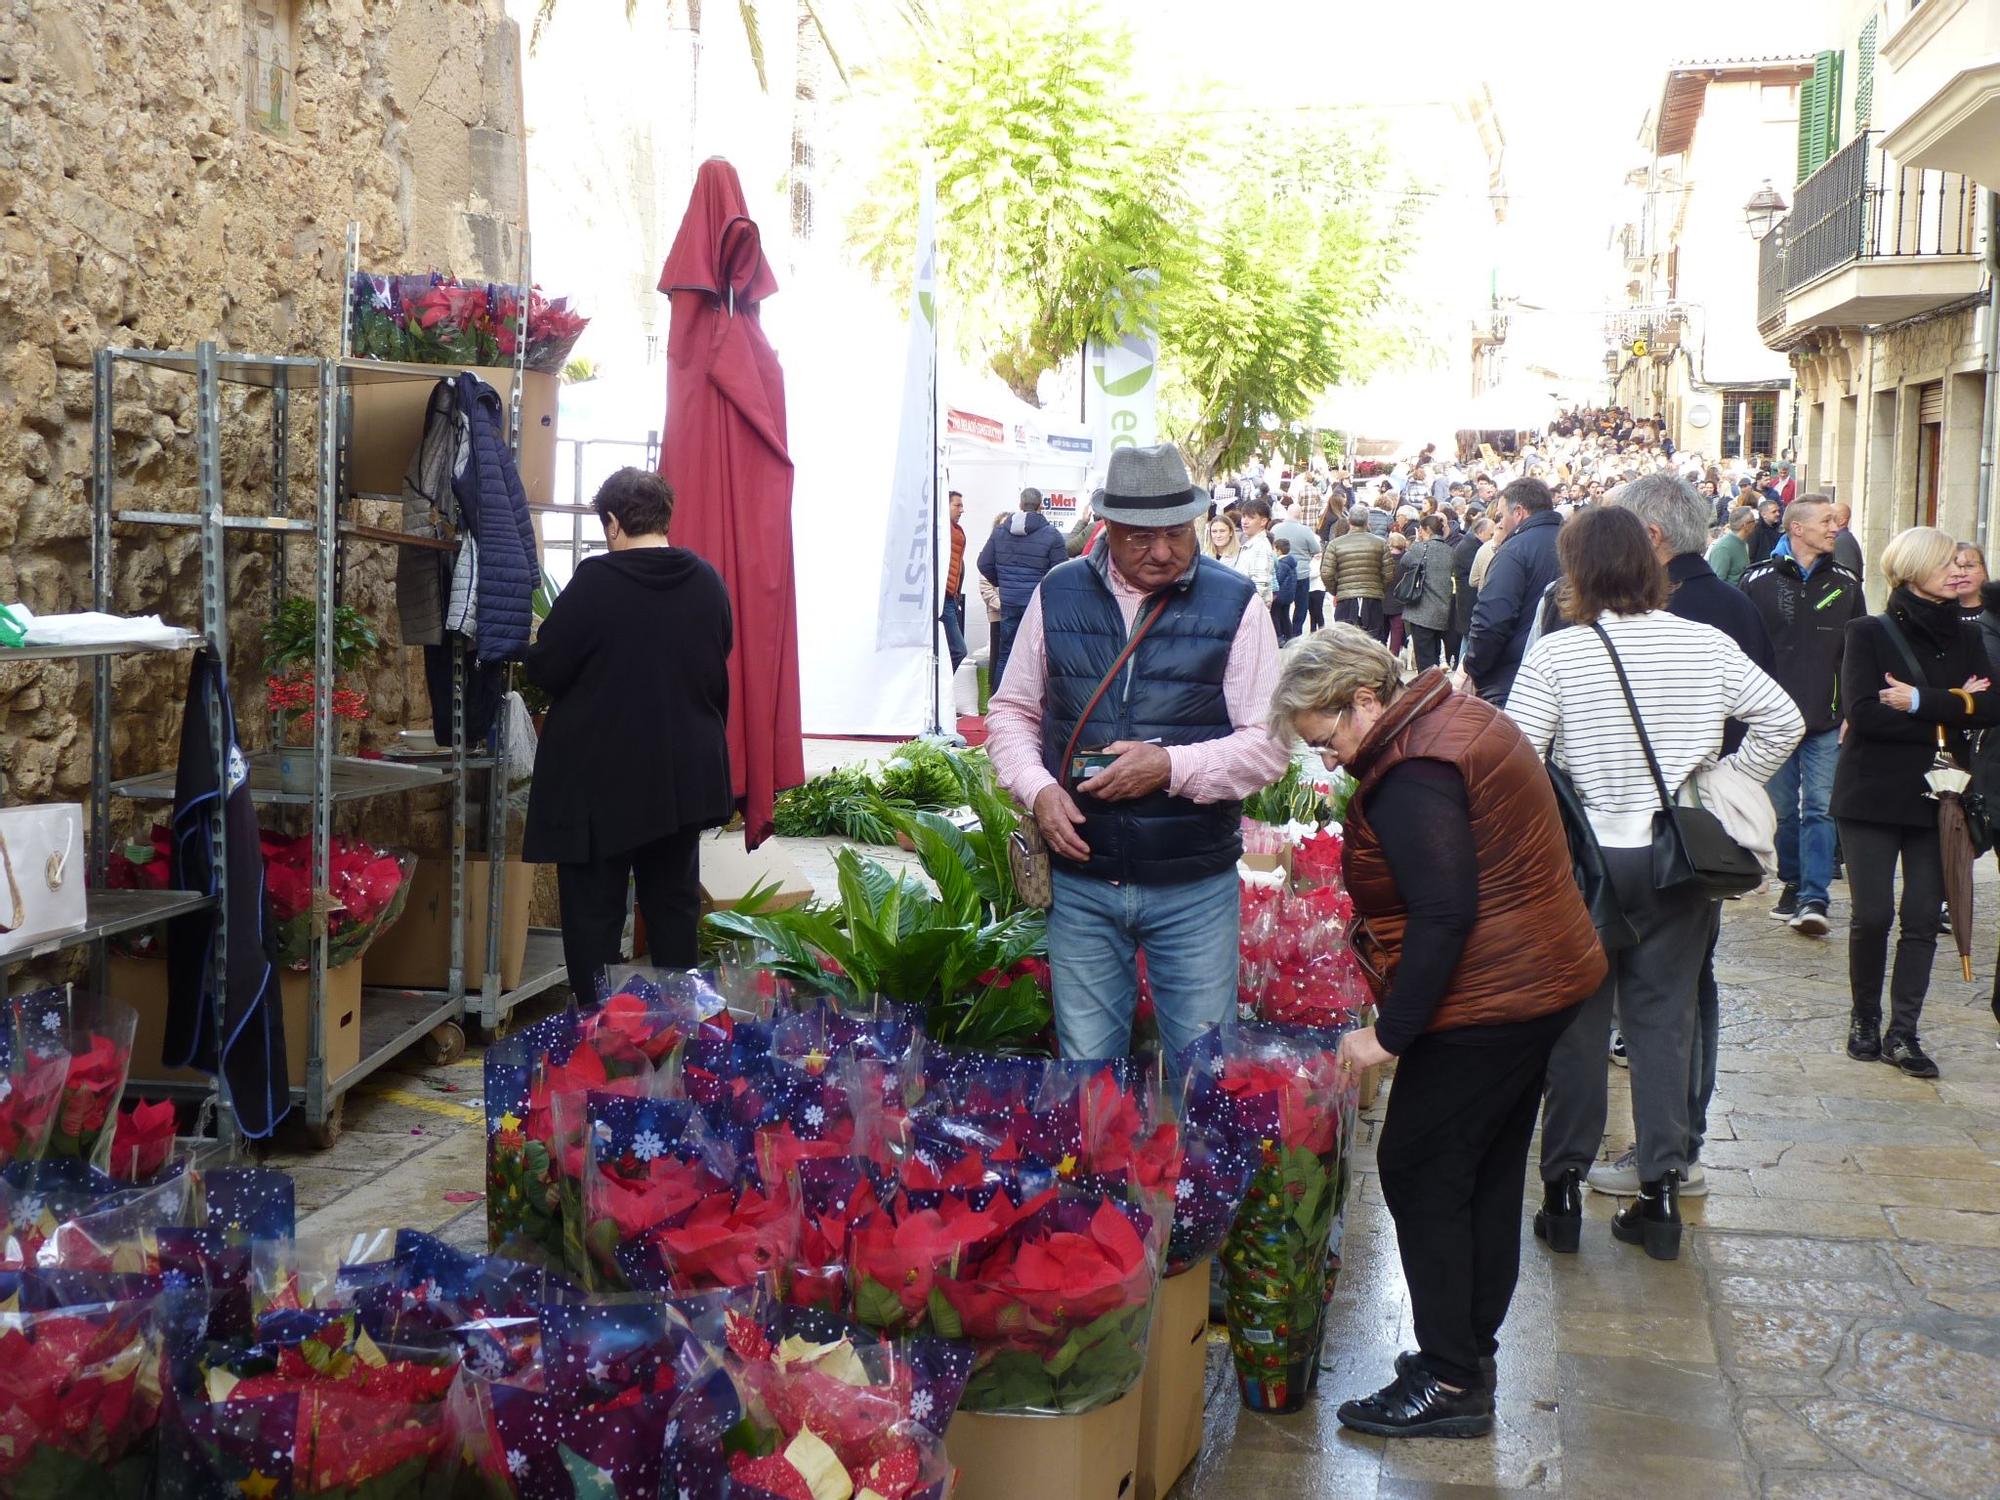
[338,224,568,1044]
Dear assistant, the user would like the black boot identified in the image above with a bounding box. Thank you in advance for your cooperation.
[1881,1032,1939,1079]
[1611,1170,1682,1261]
[1846,1014,1882,1061]
[1337,1366,1495,1439]
[1533,1168,1582,1254]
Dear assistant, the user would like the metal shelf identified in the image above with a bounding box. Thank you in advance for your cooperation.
[111,752,450,805]
[114,511,316,533]
[366,928,569,1031]
[0,635,198,662]
[4,888,215,963]
[106,348,478,390]
[328,989,464,1097]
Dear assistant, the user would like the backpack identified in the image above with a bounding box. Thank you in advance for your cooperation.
[1392,543,1428,604]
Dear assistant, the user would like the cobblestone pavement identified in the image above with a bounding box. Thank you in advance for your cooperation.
[263,826,2000,1500]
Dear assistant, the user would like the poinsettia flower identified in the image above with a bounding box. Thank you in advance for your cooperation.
[998,1200,1149,1326]
[109,1099,176,1180]
[595,1154,713,1241]
[652,1183,798,1290]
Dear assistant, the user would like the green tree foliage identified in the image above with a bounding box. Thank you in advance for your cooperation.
[848,1,1192,403]
[1159,122,1421,477]
[850,2,1419,444]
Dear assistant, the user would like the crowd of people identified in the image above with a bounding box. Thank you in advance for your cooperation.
[959,413,2000,1445]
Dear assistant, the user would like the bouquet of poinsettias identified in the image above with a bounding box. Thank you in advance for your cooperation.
[484,971,726,1271]
[580,1094,802,1297]
[445,1298,738,1500]
[711,1299,971,1500]
[0,1286,168,1499]
[10,989,140,1173]
[1211,1020,1359,1414]
[161,1309,461,1500]
[844,1131,1164,1415]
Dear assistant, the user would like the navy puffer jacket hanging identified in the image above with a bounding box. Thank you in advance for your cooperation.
[451,372,541,661]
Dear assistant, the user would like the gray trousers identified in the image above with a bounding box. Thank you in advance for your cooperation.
[1541,844,1712,1186]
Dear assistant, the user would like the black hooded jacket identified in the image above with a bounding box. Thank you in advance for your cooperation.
[524,548,735,864]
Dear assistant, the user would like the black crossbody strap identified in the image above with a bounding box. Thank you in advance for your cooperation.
[1588,622,1676,815]
[1874,612,1929,688]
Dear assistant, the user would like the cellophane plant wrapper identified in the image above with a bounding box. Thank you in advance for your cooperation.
[715,1299,971,1500]
[1214,1020,1360,1413]
[1236,881,1370,1028]
[261,835,416,973]
[0,1291,167,1500]
[10,990,140,1173]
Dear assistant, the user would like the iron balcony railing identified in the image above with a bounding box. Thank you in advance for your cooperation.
[1757,228,1787,333]
[1780,130,1980,294]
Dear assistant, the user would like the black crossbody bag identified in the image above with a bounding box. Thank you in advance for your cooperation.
[1591,623,1764,899]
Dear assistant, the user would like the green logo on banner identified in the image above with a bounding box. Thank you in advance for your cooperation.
[1094,362,1153,398]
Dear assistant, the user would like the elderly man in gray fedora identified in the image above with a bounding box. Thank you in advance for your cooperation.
[985,443,1289,1061]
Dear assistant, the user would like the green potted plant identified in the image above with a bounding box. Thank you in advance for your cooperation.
[263,598,382,792]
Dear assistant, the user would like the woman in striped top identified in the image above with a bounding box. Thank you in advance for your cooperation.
[1506,507,1802,1261]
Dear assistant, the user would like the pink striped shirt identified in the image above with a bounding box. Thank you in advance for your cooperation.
[984,558,1289,809]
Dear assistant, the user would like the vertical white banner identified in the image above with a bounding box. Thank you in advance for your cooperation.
[1089,283,1160,461]
[876,178,940,651]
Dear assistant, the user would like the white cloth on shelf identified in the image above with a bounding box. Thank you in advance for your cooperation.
[5,604,192,648]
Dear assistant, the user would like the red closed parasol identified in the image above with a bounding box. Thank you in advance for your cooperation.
[659,157,804,848]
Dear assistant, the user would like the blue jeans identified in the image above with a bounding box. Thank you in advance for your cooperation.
[990,604,1025,691]
[1767,728,1839,906]
[1047,866,1239,1063]
[940,594,967,673]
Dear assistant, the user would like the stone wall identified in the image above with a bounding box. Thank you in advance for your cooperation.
[0,0,526,857]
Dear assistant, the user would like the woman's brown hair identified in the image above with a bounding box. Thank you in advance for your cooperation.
[1557,506,1667,624]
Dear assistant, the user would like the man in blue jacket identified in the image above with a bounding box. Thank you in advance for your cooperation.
[1459,476,1563,706]
[977,487,1068,689]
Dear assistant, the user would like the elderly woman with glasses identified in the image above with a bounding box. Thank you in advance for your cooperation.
[1270,627,1606,1440]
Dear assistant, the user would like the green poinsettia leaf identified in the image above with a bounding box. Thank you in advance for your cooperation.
[926,1287,964,1340]
[854,1275,904,1329]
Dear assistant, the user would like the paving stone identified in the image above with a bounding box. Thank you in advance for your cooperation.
[1760,1475,1923,1500]
[1886,1242,2000,1290]
[1853,1147,2000,1181]
[1554,1352,1732,1424]
[1556,1397,1742,1463]
[1692,1196,1894,1238]
[1717,1308,1850,1374]
[1708,1274,1905,1319]
[1376,1405,1558,1491]
[1559,1450,1754,1499]
[1831,1329,2000,1429]
[1796,1398,2000,1500]
[1884,1207,2000,1248]
[1737,1400,1839,1467]
[1700,1235,1892,1281]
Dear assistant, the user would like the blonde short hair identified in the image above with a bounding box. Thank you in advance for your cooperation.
[1268,625,1398,739]
[1880,526,1959,591]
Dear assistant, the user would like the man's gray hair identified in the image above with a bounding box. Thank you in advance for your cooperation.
[1612,472,1711,557]
[1728,505,1759,531]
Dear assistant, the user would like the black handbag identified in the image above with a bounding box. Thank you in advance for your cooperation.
[1591,623,1765,899]
[1392,545,1427,604]
[1548,760,1638,952]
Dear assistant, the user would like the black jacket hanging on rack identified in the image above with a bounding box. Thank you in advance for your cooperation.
[164,648,289,1138]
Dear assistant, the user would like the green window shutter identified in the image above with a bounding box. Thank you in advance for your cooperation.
[1856,17,1877,129]
[1797,64,1824,183]
[1798,49,1843,182]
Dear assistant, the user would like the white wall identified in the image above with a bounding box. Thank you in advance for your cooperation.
[1875,0,2000,139]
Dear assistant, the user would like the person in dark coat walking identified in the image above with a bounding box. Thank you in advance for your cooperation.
[1447,517,1489,665]
[1833,526,2000,1079]
[1461,477,1563,706]
[524,468,735,1002]
[977,487,1068,689]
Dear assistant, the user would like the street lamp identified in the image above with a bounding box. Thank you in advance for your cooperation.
[1743,179,1788,240]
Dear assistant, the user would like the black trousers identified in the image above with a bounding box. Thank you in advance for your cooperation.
[1308,589,1326,632]
[1408,623,1446,673]
[556,827,703,1003]
[1334,596,1385,641]
[1376,1013,1570,1390]
[1840,817,1943,1039]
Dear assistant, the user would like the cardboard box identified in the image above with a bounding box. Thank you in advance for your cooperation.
[698,831,813,914]
[363,858,533,993]
[113,954,361,1092]
[944,1389,1142,1500]
[1238,847,1293,878]
[1136,1260,1213,1500]
[347,365,558,505]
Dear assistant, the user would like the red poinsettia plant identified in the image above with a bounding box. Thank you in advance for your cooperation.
[0,1298,164,1497]
[178,1313,459,1499]
[259,831,415,972]
[0,1047,69,1168]
[108,1099,178,1182]
[1237,881,1369,1028]
[9,991,140,1173]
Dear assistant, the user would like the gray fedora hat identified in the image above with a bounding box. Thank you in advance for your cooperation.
[1097,443,1209,527]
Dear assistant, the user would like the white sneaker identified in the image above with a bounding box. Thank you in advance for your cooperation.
[1586,1148,1706,1197]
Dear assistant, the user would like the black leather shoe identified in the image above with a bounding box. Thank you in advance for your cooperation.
[1847,1016,1881,1061]
[1881,1033,1940,1079]
[1337,1367,1494,1439]
[1611,1171,1682,1261]
[1396,1349,1497,1395]
[1533,1169,1582,1254]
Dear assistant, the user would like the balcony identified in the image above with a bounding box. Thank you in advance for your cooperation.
[1755,130,1984,347]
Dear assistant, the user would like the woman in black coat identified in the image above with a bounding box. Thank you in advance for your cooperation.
[1832,526,2000,1078]
[525,468,734,1001]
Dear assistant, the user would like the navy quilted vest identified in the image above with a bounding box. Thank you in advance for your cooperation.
[1038,550,1250,885]
[451,372,541,661]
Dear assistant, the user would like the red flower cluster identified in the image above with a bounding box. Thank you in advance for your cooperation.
[1238,883,1370,1027]
[1290,827,1348,890]
[266,668,369,731]
[109,1099,177,1181]
[259,832,413,970]
[0,1305,161,1484]
[1217,1051,1347,1158]
[218,1322,458,1494]
[0,1049,68,1166]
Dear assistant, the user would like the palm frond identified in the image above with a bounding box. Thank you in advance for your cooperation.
[738,0,769,91]
[801,0,849,86]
